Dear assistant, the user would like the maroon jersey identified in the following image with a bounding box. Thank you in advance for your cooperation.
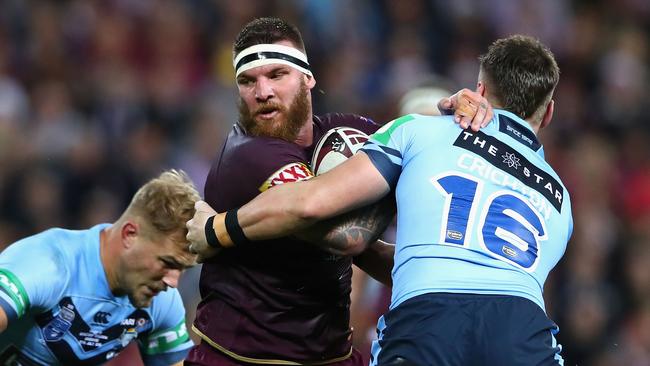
[194,114,378,364]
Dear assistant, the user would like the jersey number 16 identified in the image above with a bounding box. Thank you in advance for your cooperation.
[433,172,548,272]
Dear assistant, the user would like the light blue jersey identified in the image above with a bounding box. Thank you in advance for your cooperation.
[0,224,192,366]
[361,110,573,312]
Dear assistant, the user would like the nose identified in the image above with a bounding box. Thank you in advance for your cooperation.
[162,269,181,289]
[254,78,274,102]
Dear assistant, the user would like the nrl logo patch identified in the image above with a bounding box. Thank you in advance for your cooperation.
[259,162,314,192]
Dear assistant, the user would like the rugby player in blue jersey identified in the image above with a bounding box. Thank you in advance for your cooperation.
[188,35,572,366]
[0,170,200,366]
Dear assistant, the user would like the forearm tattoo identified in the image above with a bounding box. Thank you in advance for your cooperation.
[319,195,396,255]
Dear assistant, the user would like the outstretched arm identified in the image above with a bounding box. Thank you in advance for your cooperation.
[187,152,390,255]
[187,198,395,261]
[235,152,390,239]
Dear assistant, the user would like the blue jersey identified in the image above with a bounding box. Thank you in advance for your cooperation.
[361,110,573,311]
[0,224,192,366]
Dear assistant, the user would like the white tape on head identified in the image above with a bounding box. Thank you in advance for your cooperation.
[234,44,312,77]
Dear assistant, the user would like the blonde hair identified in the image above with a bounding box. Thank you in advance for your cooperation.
[126,169,200,244]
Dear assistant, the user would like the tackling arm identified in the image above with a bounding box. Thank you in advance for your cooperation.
[187,152,390,253]
[237,152,390,239]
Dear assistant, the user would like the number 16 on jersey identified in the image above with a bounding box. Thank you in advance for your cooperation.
[432,171,548,272]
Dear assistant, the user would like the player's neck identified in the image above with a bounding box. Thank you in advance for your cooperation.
[492,104,540,135]
[99,226,120,294]
[293,117,314,147]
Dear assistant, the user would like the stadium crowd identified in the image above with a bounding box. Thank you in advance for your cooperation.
[0,1,648,365]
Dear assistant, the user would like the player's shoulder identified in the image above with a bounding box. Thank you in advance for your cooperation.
[223,123,305,161]
[147,287,185,325]
[316,113,379,135]
[206,124,312,202]
[373,113,454,140]
[389,113,452,128]
[221,129,309,183]
[3,228,72,262]
[150,287,183,307]
[0,228,90,314]
[4,225,104,272]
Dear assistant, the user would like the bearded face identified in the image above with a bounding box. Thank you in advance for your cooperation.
[238,78,311,142]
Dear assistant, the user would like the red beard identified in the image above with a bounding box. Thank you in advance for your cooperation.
[239,80,310,142]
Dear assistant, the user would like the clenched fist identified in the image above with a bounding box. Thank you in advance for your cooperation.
[186,200,221,262]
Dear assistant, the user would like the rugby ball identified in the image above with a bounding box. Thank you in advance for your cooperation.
[311,127,369,175]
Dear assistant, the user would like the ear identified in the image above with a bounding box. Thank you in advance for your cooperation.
[305,74,316,89]
[540,99,554,130]
[120,221,138,249]
[477,81,486,97]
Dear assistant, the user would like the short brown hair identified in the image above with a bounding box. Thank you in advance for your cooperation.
[479,35,559,121]
[233,17,306,56]
[127,169,200,244]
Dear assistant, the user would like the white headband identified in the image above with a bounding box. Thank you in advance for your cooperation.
[233,44,312,77]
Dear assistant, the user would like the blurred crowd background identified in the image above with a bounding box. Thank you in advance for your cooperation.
[0,1,649,365]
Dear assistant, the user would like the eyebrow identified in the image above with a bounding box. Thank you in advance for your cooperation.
[267,66,290,75]
[161,256,192,270]
[238,66,291,81]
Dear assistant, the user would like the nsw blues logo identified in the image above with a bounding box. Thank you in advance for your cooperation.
[42,304,75,342]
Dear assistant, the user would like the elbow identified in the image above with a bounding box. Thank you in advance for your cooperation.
[325,231,371,257]
[340,242,366,257]
[297,191,329,223]
[324,239,366,257]
[298,201,319,223]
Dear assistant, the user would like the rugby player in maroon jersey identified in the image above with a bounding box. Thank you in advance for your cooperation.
[185,17,492,366]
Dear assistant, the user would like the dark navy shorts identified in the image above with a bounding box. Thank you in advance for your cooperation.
[371,293,563,366]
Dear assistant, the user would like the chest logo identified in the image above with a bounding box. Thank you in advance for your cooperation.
[42,305,75,342]
[93,311,111,325]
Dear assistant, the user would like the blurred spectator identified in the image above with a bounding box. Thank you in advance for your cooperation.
[397,75,457,116]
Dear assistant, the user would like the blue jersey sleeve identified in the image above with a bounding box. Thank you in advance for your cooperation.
[361,114,420,190]
[138,289,192,366]
[0,231,68,323]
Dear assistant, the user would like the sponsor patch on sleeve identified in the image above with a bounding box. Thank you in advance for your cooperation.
[259,162,314,192]
[142,319,190,355]
[0,268,30,318]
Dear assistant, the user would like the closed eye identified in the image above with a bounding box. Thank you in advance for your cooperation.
[270,70,289,80]
[237,77,255,86]
[160,257,185,270]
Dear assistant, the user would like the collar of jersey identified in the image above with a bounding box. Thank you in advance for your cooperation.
[493,109,535,134]
[493,108,544,158]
